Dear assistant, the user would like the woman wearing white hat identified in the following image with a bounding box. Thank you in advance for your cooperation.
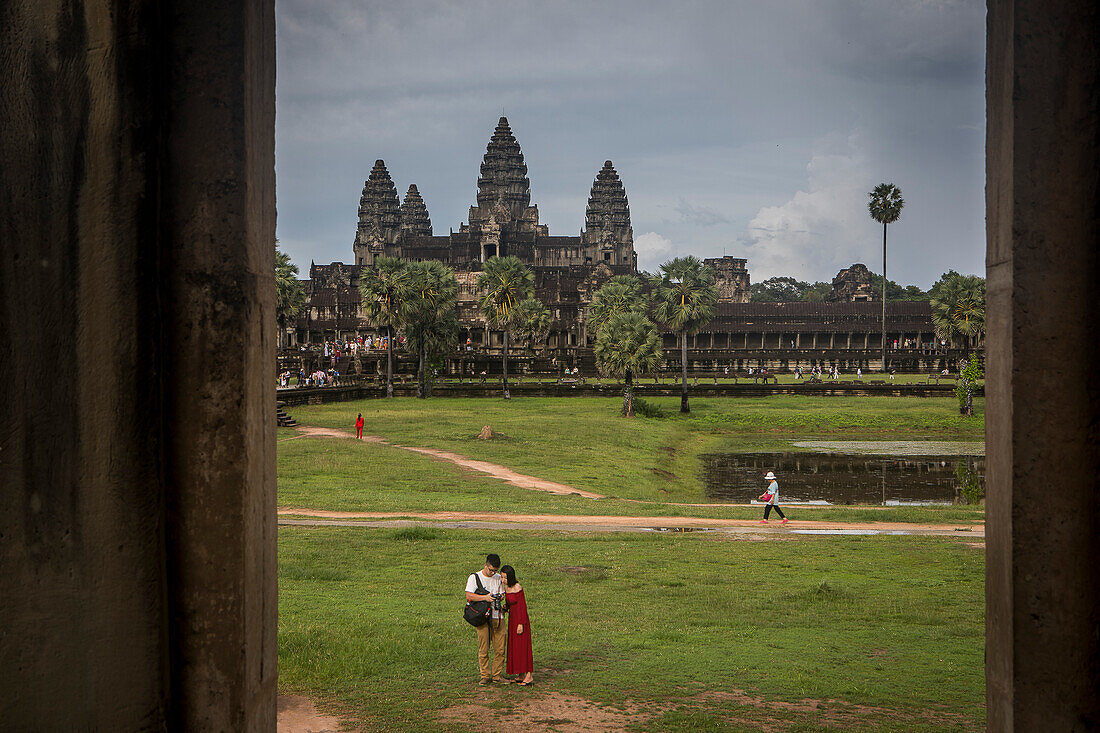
[759,471,788,524]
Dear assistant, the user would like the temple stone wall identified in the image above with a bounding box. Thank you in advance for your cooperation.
[0,1,276,728]
[985,0,1100,728]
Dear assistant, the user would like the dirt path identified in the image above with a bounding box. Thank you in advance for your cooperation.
[277,509,984,538]
[293,425,604,498]
[277,695,342,733]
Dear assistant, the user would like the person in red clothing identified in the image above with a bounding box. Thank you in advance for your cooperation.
[500,565,534,685]
[354,413,364,439]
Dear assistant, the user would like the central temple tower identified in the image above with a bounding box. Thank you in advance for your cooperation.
[460,117,548,260]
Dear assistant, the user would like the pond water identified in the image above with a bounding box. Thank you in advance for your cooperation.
[701,450,985,505]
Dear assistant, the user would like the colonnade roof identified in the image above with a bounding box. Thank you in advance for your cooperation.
[715,301,932,317]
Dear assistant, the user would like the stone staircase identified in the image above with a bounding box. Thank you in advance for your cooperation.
[276,401,297,428]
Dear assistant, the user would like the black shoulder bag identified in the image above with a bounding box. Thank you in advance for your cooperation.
[464,573,493,627]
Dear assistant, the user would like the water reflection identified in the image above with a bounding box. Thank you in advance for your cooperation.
[701,452,985,505]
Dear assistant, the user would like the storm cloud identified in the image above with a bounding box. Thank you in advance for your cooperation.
[276,0,985,288]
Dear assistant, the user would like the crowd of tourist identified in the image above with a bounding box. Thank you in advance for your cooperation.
[279,335,415,388]
[291,335,406,358]
[280,368,341,388]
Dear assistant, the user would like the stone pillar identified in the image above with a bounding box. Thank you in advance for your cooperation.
[0,1,276,729]
[986,0,1100,729]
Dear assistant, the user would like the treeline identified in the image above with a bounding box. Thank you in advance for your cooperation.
[749,271,981,304]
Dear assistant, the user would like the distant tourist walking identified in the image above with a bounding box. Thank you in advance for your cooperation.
[355,413,364,439]
[501,565,535,685]
[759,471,788,525]
[465,554,507,685]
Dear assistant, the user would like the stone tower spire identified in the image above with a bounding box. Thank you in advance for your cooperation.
[463,117,544,242]
[400,184,432,236]
[475,117,531,217]
[585,160,631,231]
[353,159,401,265]
[582,160,636,269]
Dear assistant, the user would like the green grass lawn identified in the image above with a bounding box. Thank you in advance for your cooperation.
[278,434,985,524]
[280,395,984,513]
[279,527,985,732]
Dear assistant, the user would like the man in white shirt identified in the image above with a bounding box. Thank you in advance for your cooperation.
[465,553,507,685]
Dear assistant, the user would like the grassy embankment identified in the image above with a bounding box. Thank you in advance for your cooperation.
[278,396,985,523]
[279,526,985,732]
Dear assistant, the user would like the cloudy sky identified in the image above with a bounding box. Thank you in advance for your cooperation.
[276,0,985,289]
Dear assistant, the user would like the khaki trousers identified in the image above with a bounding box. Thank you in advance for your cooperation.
[476,617,507,680]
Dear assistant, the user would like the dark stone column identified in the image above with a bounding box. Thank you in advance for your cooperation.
[0,1,276,729]
[986,0,1100,729]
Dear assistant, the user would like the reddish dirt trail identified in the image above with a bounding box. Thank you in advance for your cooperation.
[277,696,342,733]
[277,508,984,537]
[290,425,604,498]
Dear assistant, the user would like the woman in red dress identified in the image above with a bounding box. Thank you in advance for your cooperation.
[354,413,364,439]
[500,565,534,685]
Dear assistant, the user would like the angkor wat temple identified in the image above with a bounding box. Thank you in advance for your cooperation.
[291,117,964,374]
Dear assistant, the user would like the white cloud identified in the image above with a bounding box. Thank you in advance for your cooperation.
[633,232,676,272]
[741,133,875,281]
[675,198,731,227]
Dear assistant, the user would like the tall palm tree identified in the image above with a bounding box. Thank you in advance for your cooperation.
[515,298,551,354]
[403,260,460,398]
[652,256,718,413]
[930,272,986,352]
[868,183,904,371]
[477,255,534,399]
[357,256,410,397]
[587,275,648,336]
[594,311,662,417]
[275,243,305,349]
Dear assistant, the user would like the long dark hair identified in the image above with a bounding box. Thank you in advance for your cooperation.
[500,565,517,588]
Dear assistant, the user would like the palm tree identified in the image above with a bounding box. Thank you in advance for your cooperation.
[403,261,460,398]
[357,256,410,397]
[587,275,648,335]
[930,272,986,352]
[515,298,551,354]
[594,311,662,417]
[653,256,718,413]
[477,256,534,399]
[275,243,305,349]
[868,183,904,371]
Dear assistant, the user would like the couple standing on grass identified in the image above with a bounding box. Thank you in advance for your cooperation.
[464,554,535,686]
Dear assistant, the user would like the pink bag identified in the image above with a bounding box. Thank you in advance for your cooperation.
[758,493,774,503]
